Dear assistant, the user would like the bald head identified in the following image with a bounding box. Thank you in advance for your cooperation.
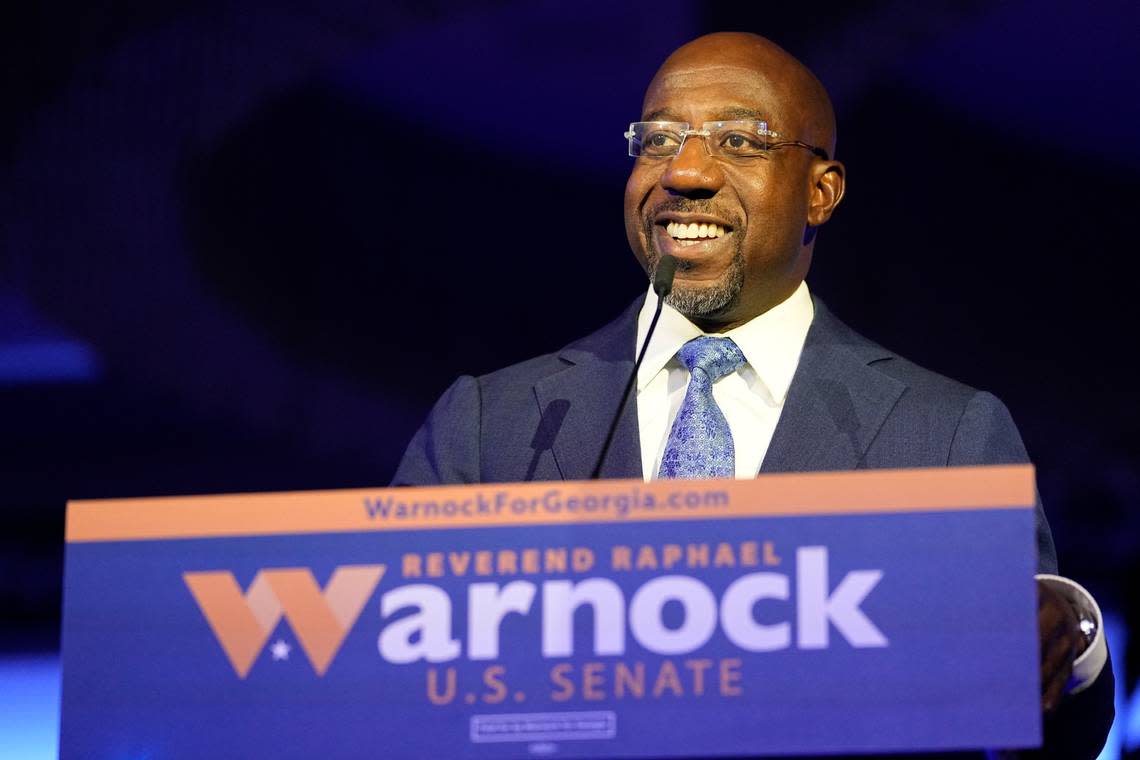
[646,32,837,158]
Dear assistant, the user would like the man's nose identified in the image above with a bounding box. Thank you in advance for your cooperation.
[660,137,725,198]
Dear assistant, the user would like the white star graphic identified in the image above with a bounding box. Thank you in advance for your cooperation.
[269,639,292,661]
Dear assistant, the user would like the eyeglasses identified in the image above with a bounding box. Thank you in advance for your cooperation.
[625,120,829,161]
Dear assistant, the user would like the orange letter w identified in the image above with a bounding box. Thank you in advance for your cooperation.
[184,565,385,678]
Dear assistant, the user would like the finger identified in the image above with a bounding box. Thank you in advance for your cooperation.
[1037,588,1071,631]
[1039,631,1078,713]
[1041,663,1069,714]
[1036,581,1083,713]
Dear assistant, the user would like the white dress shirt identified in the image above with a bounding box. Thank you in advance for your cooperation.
[635,280,814,481]
[632,279,1106,694]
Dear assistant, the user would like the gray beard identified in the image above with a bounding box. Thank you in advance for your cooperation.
[663,253,746,316]
[646,239,746,318]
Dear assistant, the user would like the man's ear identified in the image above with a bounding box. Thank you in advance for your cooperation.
[806,160,845,226]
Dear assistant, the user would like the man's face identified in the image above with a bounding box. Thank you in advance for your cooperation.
[624,56,823,329]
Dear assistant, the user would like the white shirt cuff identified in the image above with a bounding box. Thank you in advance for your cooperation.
[1035,573,1107,695]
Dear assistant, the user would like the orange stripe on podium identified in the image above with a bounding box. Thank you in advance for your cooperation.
[66,465,1035,543]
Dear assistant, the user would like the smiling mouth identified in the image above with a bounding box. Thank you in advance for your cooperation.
[658,220,732,248]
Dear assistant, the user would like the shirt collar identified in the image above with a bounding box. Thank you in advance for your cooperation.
[635,280,815,404]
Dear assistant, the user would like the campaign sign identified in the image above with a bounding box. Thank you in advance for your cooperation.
[61,466,1041,758]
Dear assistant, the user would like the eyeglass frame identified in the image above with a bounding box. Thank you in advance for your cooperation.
[624,120,830,162]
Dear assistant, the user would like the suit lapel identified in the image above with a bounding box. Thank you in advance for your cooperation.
[533,299,644,481]
[761,299,905,474]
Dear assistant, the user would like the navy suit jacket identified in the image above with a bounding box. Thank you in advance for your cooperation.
[392,295,1113,759]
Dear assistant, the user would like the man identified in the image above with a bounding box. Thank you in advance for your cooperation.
[393,32,1112,758]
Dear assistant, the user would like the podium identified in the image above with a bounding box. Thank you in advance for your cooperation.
[60,466,1041,758]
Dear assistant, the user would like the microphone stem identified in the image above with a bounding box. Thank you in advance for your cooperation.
[590,293,666,480]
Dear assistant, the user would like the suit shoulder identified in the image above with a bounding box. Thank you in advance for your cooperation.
[814,299,983,412]
[870,352,980,409]
[813,303,1030,475]
[473,349,567,401]
[833,308,1029,457]
[473,296,641,397]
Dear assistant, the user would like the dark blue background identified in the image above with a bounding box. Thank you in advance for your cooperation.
[3,1,1139,755]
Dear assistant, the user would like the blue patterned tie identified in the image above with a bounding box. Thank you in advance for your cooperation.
[658,337,746,479]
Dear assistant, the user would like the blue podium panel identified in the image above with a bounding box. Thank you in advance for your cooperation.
[61,467,1040,758]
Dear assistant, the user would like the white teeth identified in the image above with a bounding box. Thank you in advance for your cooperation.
[664,221,727,240]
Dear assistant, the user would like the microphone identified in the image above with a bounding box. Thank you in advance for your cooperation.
[652,253,678,298]
[590,255,677,479]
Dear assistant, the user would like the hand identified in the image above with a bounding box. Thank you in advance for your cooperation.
[1037,579,1087,714]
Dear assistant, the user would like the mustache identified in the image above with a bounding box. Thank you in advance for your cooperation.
[644,198,742,230]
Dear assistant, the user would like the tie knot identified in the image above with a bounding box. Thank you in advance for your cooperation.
[677,337,746,382]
